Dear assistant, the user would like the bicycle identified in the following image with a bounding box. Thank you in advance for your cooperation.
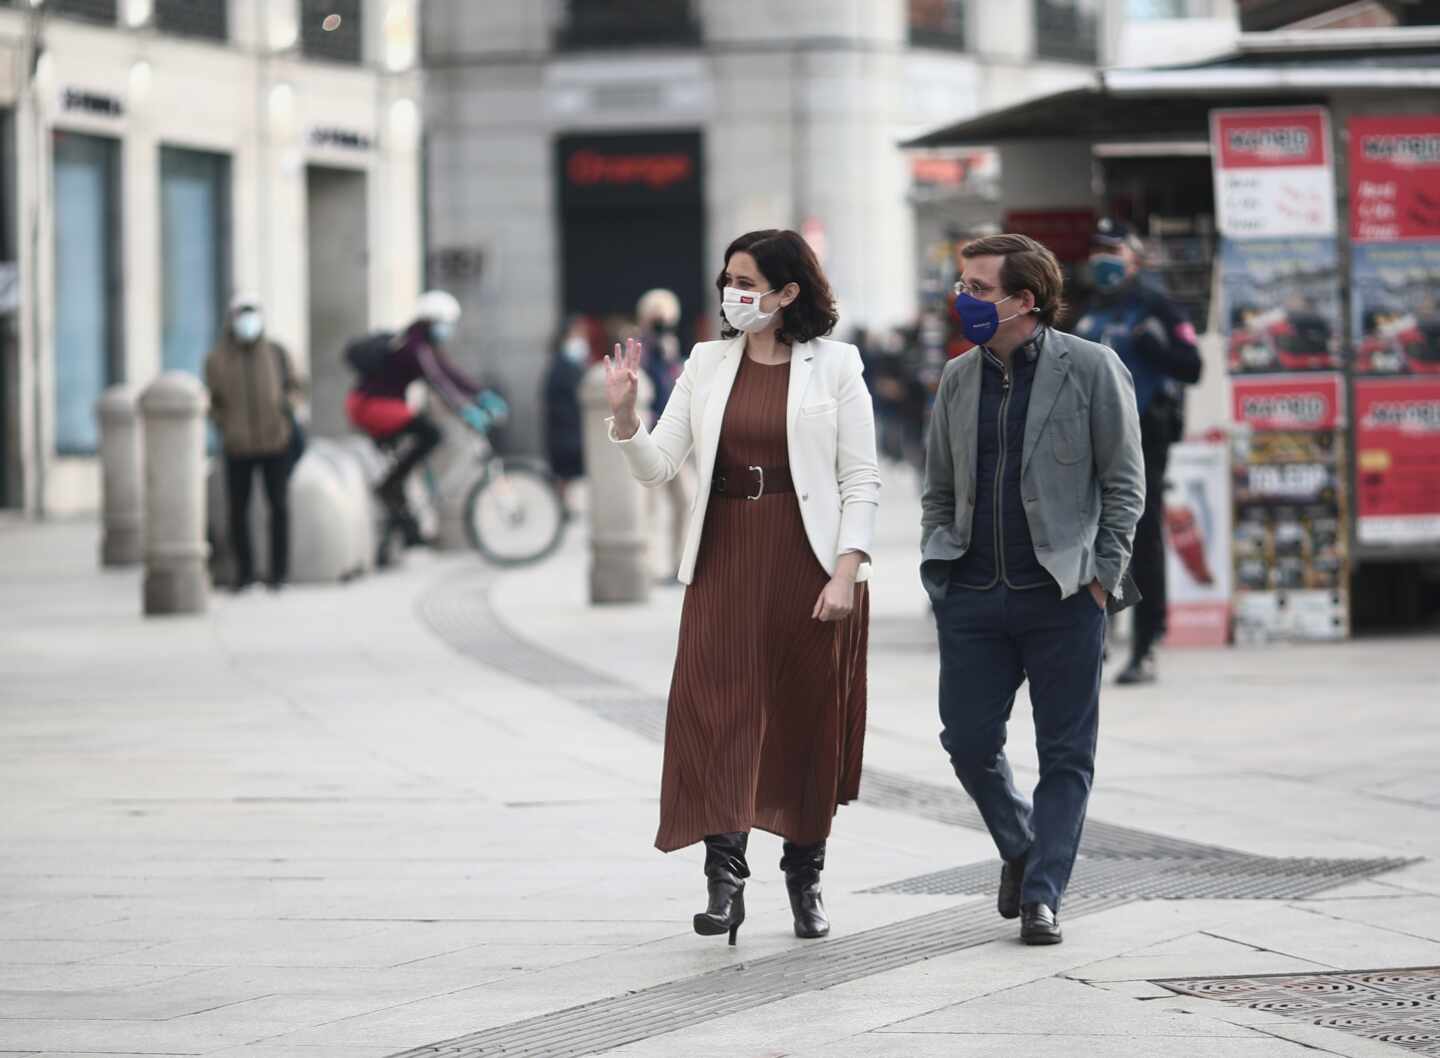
[371,402,567,569]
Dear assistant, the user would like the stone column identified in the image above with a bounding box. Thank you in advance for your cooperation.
[140,373,210,616]
[580,365,654,604]
[96,385,144,566]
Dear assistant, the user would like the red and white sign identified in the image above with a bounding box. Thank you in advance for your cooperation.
[1212,108,1337,239]
[1349,116,1440,243]
[1231,373,1345,432]
[1165,442,1232,647]
[1354,377,1440,546]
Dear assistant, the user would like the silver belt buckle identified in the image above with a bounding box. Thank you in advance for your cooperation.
[746,465,765,500]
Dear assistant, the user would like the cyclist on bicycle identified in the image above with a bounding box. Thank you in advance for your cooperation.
[345,290,504,536]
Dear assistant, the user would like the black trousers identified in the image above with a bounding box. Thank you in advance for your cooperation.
[1130,419,1172,663]
[226,453,291,586]
[377,413,443,503]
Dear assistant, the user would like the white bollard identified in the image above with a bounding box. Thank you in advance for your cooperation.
[579,364,654,604]
[140,373,210,615]
[96,384,143,567]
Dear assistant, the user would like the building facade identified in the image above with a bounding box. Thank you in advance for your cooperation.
[422,0,1128,451]
[0,0,424,516]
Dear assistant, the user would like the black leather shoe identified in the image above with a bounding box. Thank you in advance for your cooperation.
[998,856,1026,920]
[1020,902,1062,945]
[781,841,830,939]
[1116,654,1157,686]
[694,832,749,945]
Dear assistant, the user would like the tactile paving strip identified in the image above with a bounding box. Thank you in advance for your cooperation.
[1157,967,1440,1056]
[387,895,1127,1058]
[862,853,1419,901]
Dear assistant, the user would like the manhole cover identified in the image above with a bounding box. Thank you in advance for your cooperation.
[1158,967,1440,1057]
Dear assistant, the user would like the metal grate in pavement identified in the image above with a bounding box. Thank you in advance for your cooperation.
[863,854,1420,901]
[388,895,1127,1058]
[1157,967,1440,1057]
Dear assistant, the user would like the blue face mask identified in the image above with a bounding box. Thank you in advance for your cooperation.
[1091,255,1128,291]
[953,292,1025,346]
[430,321,455,345]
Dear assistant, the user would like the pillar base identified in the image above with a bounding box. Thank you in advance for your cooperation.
[144,562,209,616]
[101,527,144,567]
[590,541,651,604]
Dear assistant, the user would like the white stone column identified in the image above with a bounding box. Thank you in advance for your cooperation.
[140,373,210,615]
[96,385,144,567]
[580,365,654,605]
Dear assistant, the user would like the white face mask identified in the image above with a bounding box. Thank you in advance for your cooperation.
[721,287,777,333]
[563,335,589,363]
[233,310,263,343]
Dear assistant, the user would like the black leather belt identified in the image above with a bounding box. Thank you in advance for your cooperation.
[711,464,794,500]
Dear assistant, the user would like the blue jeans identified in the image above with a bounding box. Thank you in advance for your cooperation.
[932,582,1106,910]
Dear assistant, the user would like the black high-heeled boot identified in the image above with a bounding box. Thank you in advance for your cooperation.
[694,832,749,945]
[781,840,830,939]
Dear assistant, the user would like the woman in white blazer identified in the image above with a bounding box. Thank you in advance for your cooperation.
[605,229,880,945]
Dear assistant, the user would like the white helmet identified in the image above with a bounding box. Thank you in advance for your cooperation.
[415,290,461,325]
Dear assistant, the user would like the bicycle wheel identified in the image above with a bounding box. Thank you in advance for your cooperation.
[464,459,566,567]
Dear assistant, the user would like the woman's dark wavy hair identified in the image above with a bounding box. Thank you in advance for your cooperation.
[715,229,839,345]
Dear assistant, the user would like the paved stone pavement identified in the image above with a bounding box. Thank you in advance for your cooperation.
[2,477,1438,1058]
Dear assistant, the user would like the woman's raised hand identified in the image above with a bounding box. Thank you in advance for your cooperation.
[604,338,644,438]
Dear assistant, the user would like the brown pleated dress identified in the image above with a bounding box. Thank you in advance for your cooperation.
[654,354,869,853]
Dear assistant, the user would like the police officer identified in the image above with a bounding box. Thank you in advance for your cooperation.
[1073,220,1202,685]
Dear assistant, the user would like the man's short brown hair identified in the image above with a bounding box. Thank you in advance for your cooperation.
[961,233,1067,327]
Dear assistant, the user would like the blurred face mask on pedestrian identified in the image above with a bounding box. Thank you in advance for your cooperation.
[1089,253,1129,292]
[563,334,590,363]
[430,320,456,345]
[232,310,263,344]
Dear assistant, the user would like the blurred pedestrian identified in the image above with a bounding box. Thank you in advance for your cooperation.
[1073,219,1203,686]
[205,294,304,593]
[544,316,591,519]
[605,229,880,945]
[345,290,504,545]
[922,233,1144,946]
[636,288,694,583]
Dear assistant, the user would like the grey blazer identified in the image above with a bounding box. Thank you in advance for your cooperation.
[920,327,1145,611]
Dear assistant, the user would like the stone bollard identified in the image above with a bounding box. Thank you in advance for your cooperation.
[580,364,654,604]
[140,373,210,616]
[96,384,143,567]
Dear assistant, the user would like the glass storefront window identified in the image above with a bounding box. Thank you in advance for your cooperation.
[555,0,701,50]
[53,132,122,456]
[1034,0,1100,63]
[302,0,363,64]
[160,147,230,382]
[910,0,966,49]
[154,0,228,40]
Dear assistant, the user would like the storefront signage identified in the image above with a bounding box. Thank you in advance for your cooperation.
[1211,108,1336,239]
[557,132,703,208]
[1354,377,1440,547]
[1348,117,1440,382]
[1164,441,1232,647]
[61,88,124,118]
[1214,107,1343,375]
[1349,116,1440,243]
[1003,209,1095,264]
[1231,374,1344,431]
[308,127,373,151]
[1230,373,1349,643]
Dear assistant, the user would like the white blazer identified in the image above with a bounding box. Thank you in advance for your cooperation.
[609,334,881,585]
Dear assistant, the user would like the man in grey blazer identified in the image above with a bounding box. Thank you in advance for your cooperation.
[921,233,1145,945]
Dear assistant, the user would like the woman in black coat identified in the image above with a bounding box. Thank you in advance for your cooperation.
[544,316,592,516]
